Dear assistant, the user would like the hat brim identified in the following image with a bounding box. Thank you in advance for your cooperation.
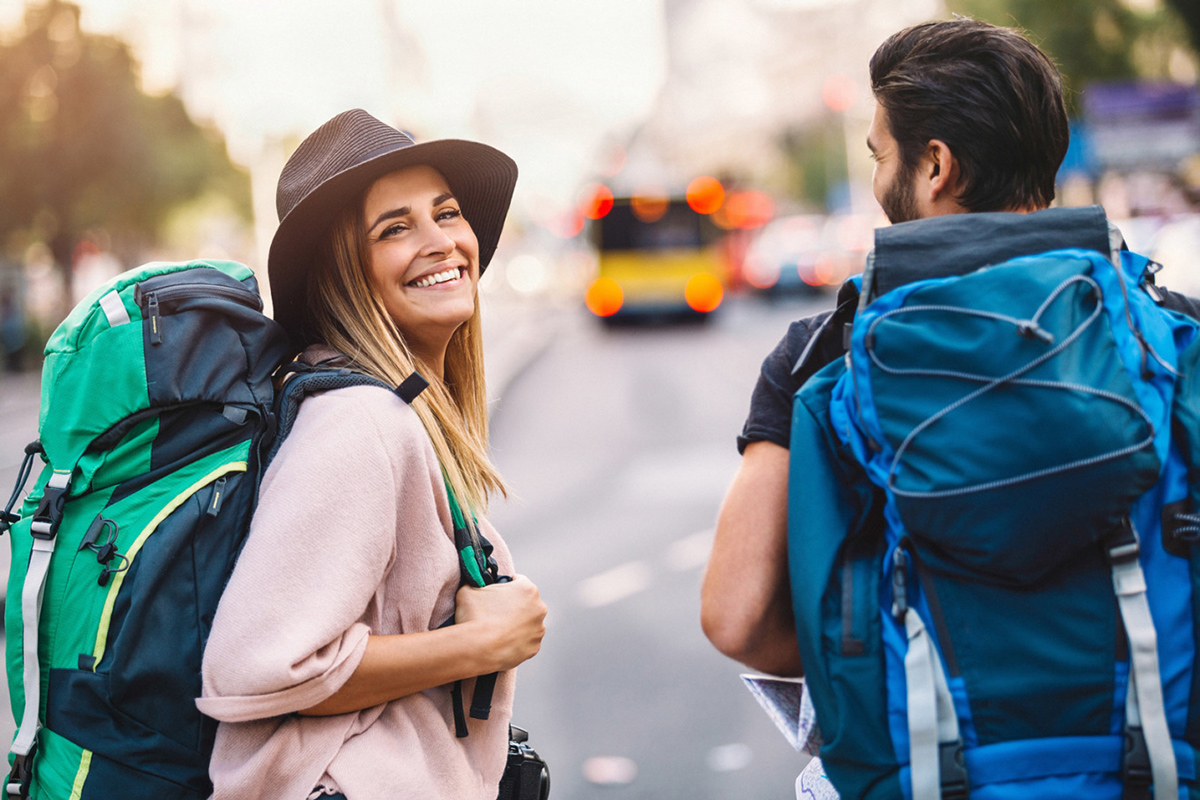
[268,138,517,352]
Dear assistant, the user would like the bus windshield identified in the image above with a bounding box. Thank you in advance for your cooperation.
[593,200,721,252]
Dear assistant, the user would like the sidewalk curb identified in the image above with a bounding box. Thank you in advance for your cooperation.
[484,301,570,418]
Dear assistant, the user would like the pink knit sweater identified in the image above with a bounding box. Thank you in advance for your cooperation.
[196,385,515,800]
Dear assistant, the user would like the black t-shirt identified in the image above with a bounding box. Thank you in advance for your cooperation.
[738,286,1200,454]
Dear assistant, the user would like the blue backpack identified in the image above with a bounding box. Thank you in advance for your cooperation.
[788,215,1200,799]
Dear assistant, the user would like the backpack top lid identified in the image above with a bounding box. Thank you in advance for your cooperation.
[864,205,1113,304]
[37,260,282,473]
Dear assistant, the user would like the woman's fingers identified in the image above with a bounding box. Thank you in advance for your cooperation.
[455,575,547,671]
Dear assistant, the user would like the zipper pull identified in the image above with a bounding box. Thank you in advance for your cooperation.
[147,293,162,345]
[207,477,227,517]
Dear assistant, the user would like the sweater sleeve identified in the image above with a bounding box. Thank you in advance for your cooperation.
[197,388,420,722]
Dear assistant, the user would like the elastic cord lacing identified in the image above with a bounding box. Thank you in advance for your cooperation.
[865,274,1157,499]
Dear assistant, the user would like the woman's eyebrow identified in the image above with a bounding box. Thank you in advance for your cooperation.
[368,194,456,232]
[369,206,411,232]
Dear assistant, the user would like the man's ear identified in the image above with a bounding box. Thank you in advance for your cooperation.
[920,139,965,214]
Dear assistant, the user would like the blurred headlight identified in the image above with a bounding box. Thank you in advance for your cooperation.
[685,273,724,313]
[586,277,624,317]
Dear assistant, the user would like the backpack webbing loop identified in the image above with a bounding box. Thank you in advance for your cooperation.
[0,443,39,535]
[395,372,430,404]
[1104,520,1178,799]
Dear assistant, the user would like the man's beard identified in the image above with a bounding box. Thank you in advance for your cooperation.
[880,164,920,224]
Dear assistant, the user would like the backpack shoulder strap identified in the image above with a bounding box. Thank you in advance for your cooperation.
[791,279,860,387]
[268,360,428,463]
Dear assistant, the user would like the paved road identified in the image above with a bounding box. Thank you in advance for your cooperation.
[487,294,831,799]
[0,290,834,797]
[0,369,40,749]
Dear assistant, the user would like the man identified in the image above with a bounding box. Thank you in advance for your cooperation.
[700,17,1199,675]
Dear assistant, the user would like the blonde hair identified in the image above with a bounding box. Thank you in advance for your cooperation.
[305,198,506,524]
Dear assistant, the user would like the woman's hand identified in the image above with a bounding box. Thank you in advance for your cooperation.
[455,575,547,673]
[298,576,546,716]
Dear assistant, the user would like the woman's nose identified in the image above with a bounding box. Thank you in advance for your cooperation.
[417,221,456,256]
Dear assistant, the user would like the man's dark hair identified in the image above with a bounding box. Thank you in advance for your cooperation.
[869,18,1069,212]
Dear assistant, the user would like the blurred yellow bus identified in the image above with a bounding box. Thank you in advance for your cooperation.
[584,190,728,323]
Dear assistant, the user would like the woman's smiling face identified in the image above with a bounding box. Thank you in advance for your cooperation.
[362,164,480,371]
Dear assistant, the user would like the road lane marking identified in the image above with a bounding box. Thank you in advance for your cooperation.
[577,531,715,609]
[666,529,713,572]
[615,445,739,504]
[576,560,653,608]
[707,742,753,772]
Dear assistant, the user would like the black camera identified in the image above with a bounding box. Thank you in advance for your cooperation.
[497,725,550,800]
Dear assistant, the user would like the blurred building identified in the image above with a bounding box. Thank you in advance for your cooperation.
[618,0,942,200]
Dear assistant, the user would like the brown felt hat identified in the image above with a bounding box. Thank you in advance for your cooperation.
[268,108,518,350]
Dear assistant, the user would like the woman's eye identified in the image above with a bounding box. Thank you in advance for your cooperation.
[437,207,462,222]
[380,223,407,238]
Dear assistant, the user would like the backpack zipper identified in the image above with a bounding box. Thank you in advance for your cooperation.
[134,281,263,346]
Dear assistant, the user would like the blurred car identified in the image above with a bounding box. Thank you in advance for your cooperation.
[741,213,874,295]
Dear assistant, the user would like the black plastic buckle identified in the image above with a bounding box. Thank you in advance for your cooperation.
[1122,724,1152,790]
[6,748,33,799]
[1104,518,1141,566]
[29,483,67,541]
[891,546,909,621]
[939,738,970,800]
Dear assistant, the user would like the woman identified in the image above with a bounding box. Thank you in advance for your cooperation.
[197,109,546,800]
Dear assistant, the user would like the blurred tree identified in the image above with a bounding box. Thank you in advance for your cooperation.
[0,0,250,306]
[946,0,1197,113]
[1164,0,1200,54]
[779,120,848,213]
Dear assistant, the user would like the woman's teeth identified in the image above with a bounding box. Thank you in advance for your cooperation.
[410,268,461,288]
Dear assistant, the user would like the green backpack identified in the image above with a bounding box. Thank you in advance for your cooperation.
[0,261,288,799]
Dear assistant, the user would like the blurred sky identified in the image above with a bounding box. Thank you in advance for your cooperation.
[0,0,673,202]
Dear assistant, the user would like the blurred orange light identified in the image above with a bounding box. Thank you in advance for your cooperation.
[822,74,859,113]
[686,176,725,215]
[580,184,614,220]
[586,277,624,317]
[812,253,849,286]
[685,273,724,313]
[724,191,775,230]
[550,210,586,238]
[631,190,670,223]
[710,205,735,230]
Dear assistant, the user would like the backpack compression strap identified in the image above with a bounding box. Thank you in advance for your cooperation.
[7,467,72,799]
[892,545,968,800]
[1104,520,1178,800]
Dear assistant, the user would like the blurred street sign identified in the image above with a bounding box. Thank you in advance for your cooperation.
[1083,82,1200,171]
